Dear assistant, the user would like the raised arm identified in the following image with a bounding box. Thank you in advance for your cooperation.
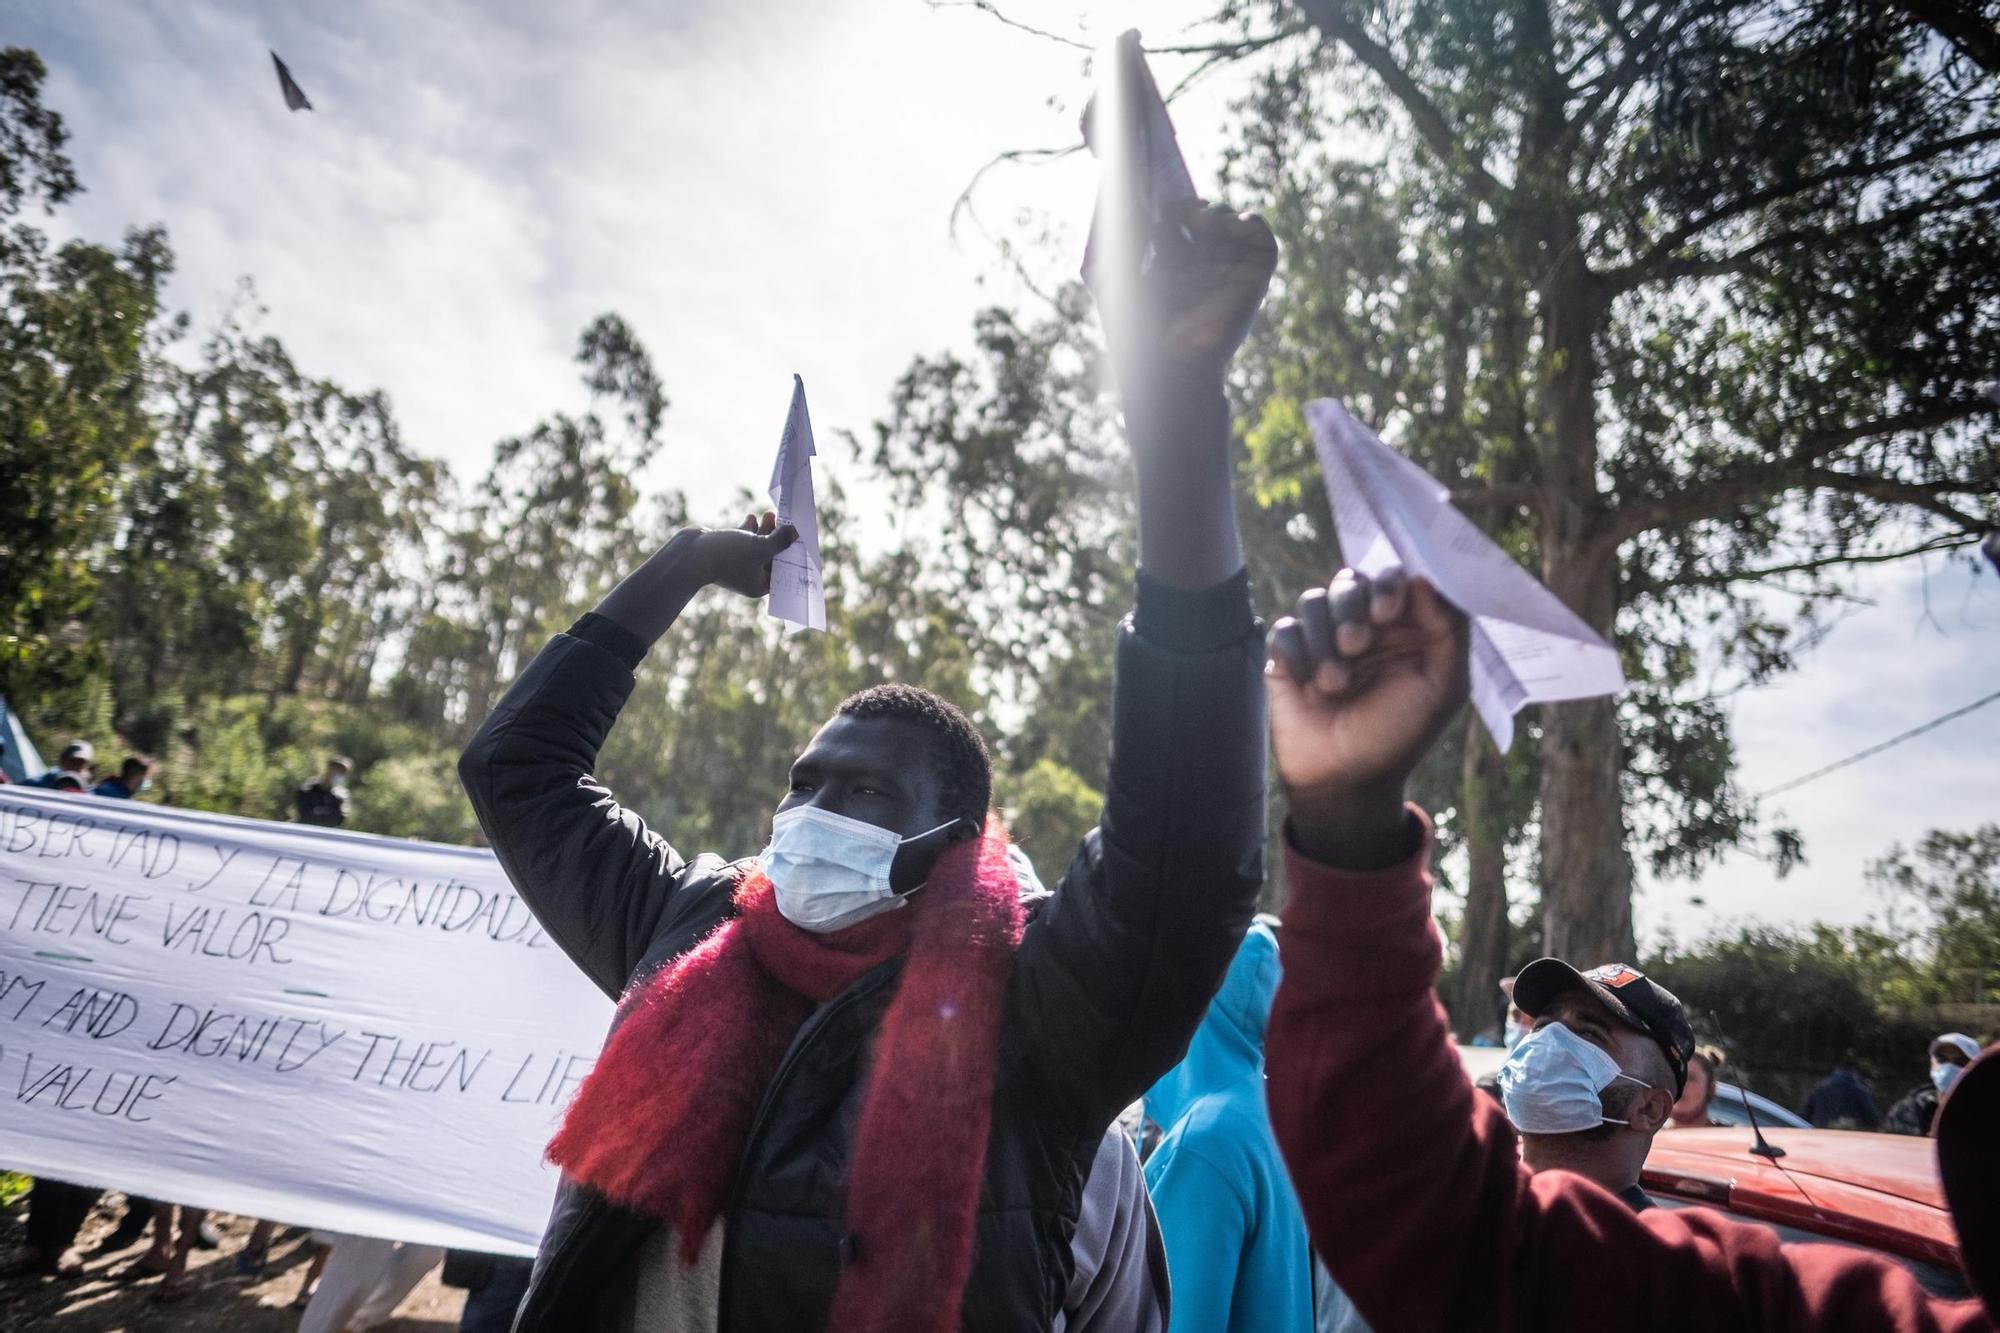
[1012,201,1278,1126]
[458,516,795,997]
[1260,570,1982,1333]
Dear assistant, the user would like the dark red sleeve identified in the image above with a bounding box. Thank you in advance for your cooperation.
[1264,811,1990,1333]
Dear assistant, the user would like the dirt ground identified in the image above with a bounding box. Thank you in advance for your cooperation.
[0,1194,465,1333]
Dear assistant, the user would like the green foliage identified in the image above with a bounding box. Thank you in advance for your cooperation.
[1867,824,2000,1006]
[998,757,1103,876]
[1649,823,2000,1107]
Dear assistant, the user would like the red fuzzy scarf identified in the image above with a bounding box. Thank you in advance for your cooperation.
[547,816,1024,1333]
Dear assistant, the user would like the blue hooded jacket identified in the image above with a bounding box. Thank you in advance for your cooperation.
[1143,919,1313,1333]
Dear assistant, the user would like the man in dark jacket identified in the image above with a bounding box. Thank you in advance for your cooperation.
[295,754,351,827]
[1258,562,1996,1330]
[1804,1060,1882,1130]
[460,200,1275,1331]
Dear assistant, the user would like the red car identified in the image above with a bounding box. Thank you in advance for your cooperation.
[1643,1126,1970,1299]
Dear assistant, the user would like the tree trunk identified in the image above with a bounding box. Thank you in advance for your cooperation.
[1537,543,1634,964]
[1529,151,1635,966]
[1453,711,1511,1037]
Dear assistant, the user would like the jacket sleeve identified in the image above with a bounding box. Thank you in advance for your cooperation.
[1264,816,1988,1333]
[1012,579,1266,1131]
[458,632,709,999]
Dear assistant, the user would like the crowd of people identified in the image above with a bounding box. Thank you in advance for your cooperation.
[7,194,1995,1333]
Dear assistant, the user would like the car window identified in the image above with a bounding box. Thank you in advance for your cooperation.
[1708,1087,1811,1129]
[1650,1198,1969,1300]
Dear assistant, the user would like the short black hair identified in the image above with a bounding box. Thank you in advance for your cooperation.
[835,684,991,825]
[121,756,152,780]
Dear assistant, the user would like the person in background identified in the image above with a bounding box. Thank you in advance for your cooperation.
[0,738,11,783]
[1142,918,1313,1333]
[1665,1045,1725,1130]
[129,1203,207,1303]
[1803,1057,1882,1130]
[13,1179,96,1276]
[1500,976,1531,1049]
[1066,1123,1169,1333]
[445,1252,536,1333]
[297,1233,444,1333]
[1885,1033,1982,1137]
[92,754,154,799]
[1258,561,1998,1329]
[295,754,351,827]
[32,739,93,791]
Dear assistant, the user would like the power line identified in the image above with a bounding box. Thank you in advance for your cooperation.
[1756,687,2000,799]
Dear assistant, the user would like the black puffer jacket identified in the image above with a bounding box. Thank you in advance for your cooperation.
[459,593,1265,1331]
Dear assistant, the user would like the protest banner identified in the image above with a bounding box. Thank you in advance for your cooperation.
[0,784,611,1255]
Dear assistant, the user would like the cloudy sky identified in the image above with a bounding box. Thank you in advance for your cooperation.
[16,0,1999,945]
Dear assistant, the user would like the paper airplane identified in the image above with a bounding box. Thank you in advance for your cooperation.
[767,376,826,633]
[271,51,312,112]
[1308,399,1626,750]
[1081,30,1197,292]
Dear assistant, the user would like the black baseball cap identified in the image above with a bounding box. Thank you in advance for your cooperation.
[1514,958,1697,1096]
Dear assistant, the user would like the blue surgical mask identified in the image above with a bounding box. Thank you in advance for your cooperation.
[1932,1062,1963,1095]
[760,806,960,934]
[1497,1021,1653,1135]
[1503,1018,1530,1050]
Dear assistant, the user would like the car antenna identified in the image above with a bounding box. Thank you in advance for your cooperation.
[1706,1008,1785,1161]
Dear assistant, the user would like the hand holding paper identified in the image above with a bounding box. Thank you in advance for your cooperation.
[1308,398,1625,750]
[1082,32,1275,382]
[1081,30,1198,294]
[768,375,826,632]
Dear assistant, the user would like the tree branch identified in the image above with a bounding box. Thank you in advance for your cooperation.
[1606,175,2000,291]
[1598,396,1998,547]
[1658,533,1981,590]
[929,0,1306,58]
[1616,127,2000,282]
[1291,0,1509,202]
[1887,0,2000,73]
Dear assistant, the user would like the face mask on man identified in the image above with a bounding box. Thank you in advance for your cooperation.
[1503,1018,1529,1050]
[760,806,963,933]
[1496,1021,1655,1135]
[1932,1061,1964,1095]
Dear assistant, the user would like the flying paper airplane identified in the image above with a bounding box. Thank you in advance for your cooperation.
[1080,30,1197,293]
[271,51,312,112]
[768,376,826,633]
[1309,399,1626,750]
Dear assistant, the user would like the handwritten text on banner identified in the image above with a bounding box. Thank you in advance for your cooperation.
[0,786,611,1255]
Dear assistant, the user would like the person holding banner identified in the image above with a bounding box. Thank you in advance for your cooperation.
[461,194,1276,1333]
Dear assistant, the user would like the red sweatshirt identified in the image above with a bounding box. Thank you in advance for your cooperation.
[1265,815,1993,1333]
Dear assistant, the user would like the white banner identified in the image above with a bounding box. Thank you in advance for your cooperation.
[0,784,611,1256]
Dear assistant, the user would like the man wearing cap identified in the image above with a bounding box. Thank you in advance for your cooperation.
[1495,960,1693,1211]
[1258,562,1997,1330]
[30,739,94,792]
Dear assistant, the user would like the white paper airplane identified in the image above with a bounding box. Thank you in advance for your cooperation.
[1081,30,1198,292]
[1309,399,1626,750]
[768,375,825,633]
